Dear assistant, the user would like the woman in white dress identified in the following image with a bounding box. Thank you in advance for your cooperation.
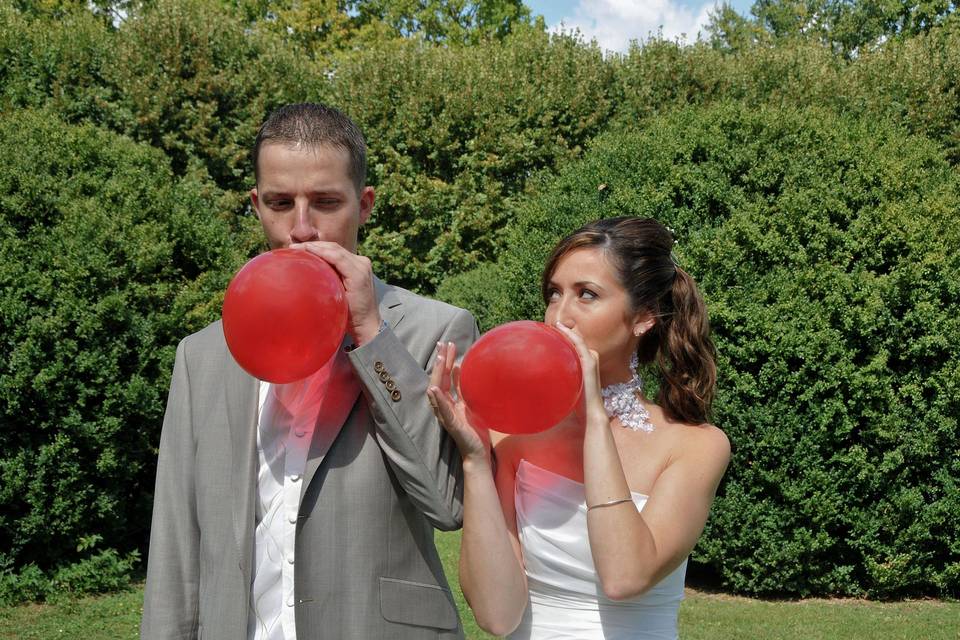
[427,217,731,639]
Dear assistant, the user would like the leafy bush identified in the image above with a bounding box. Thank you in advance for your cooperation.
[439,103,960,597]
[0,0,321,213]
[0,561,49,605]
[0,547,138,605]
[0,3,117,123]
[332,27,619,292]
[7,0,960,298]
[613,24,960,163]
[0,109,242,600]
[50,548,139,598]
[105,0,320,199]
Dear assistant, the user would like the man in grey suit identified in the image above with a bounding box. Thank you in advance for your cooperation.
[141,103,477,640]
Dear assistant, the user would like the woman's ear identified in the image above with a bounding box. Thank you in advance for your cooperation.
[632,314,656,337]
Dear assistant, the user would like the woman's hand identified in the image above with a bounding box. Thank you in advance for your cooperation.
[427,341,491,464]
[554,323,609,427]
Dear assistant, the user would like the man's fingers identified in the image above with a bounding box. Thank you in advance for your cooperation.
[291,240,347,263]
[291,241,380,344]
[293,242,368,283]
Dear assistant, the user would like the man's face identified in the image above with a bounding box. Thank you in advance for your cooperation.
[250,142,374,253]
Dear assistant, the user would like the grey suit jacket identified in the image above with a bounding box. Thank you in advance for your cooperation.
[141,278,478,640]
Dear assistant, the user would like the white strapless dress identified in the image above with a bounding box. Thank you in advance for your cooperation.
[508,459,686,640]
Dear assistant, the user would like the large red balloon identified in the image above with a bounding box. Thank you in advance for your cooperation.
[459,321,582,435]
[222,249,347,383]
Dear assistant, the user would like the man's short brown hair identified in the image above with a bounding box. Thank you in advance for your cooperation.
[253,103,367,192]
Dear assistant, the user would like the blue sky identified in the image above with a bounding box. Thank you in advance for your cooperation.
[525,0,755,52]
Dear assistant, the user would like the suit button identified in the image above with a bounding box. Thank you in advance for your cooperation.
[378,371,389,382]
[391,389,402,402]
[385,380,396,391]
[374,361,385,373]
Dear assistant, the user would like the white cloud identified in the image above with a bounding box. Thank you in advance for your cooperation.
[552,0,721,53]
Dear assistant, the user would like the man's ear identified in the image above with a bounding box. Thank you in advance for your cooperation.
[250,187,263,221]
[358,186,375,226]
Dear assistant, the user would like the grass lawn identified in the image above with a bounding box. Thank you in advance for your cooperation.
[678,590,960,640]
[0,588,143,639]
[2,531,956,639]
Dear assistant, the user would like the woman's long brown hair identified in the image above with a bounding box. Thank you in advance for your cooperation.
[541,217,716,424]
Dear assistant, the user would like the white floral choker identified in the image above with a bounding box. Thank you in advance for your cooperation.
[600,354,654,432]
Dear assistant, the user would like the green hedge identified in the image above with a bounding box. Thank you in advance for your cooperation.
[7,0,960,298]
[0,2,618,294]
[0,109,242,600]
[439,102,960,598]
[0,0,319,211]
[324,27,619,292]
[613,25,960,163]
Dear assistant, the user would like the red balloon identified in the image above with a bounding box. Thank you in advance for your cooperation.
[459,321,582,435]
[222,249,347,383]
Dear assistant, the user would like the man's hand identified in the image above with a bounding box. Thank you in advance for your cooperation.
[291,241,382,346]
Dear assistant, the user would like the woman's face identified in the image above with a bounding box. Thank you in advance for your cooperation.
[544,247,647,380]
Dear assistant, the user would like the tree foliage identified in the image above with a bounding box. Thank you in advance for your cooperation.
[348,0,531,43]
[708,0,960,55]
[225,0,531,56]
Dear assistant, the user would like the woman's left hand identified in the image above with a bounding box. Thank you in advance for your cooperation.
[427,341,492,464]
[554,323,608,426]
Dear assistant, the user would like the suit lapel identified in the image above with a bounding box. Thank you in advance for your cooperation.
[299,344,360,501]
[374,275,405,331]
[299,276,404,500]
[225,350,258,577]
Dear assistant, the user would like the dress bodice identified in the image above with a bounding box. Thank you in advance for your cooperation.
[508,459,686,639]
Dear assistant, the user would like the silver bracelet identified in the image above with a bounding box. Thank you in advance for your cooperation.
[587,497,634,511]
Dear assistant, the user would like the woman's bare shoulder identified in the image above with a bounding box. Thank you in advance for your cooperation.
[638,402,730,461]
[675,421,731,475]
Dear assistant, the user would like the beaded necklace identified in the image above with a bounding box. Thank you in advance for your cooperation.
[600,354,654,432]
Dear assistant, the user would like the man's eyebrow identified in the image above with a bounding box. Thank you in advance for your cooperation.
[260,189,345,197]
